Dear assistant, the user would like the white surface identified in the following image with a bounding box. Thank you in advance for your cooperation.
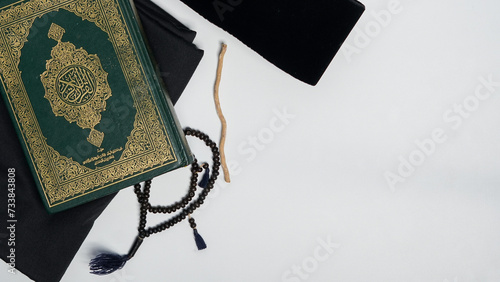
[5,0,500,281]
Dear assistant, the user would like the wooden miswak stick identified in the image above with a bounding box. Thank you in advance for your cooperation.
[214,43,230,183]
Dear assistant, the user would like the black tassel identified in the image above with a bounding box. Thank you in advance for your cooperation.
[89,253,128,275]
[198,164,210,188]
[193,229,207,250]
[189,215,207,250]
[90,236,143,275]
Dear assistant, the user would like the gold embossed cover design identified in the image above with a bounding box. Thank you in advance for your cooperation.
[0,0,193,212]
[41,23,112,147]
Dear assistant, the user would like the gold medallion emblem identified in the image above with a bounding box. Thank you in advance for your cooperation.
[41,23,111,147]
[56,65,97,106]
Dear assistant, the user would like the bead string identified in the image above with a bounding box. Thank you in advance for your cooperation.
[133,128,221,239]
[89,128,220,275]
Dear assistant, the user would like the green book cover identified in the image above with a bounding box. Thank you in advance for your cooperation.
[0,0,193,212]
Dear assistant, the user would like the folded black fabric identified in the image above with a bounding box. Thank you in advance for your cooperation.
[0,3,202,281]
[179,0,365,85]
[136,0,197,42]
[136,0,204,101]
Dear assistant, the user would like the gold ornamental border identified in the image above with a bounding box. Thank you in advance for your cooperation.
[0,0,177,207]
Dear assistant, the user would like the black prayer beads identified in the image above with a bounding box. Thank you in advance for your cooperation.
[133,128,220,239]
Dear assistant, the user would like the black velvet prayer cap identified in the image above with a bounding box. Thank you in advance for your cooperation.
[178,0,365,85]
[0,1,202,281]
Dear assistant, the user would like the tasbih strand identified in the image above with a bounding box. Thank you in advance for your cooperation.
[90,128,220,275]
[135,127,220,238]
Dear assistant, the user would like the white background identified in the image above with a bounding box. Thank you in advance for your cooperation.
[4,0,500,281]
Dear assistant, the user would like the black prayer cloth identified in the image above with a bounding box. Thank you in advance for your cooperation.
[178,0,365,85]
[0,1,203,281]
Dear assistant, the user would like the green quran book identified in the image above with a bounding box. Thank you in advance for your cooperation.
[0,0,193,212]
